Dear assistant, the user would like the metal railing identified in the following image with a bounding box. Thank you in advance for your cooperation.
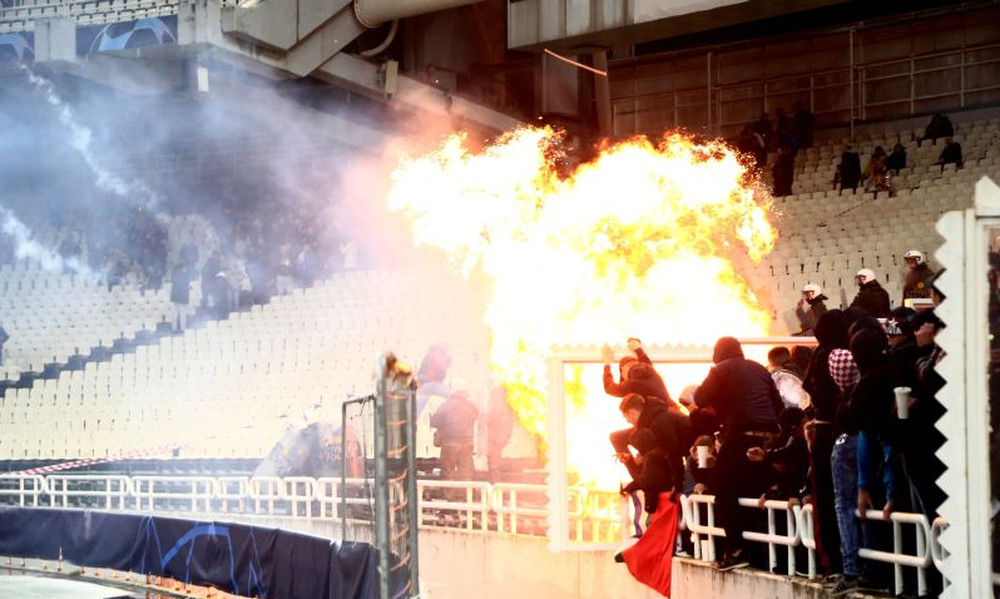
[856,508,932,596]
[0,473,947,585]
[612,40,1000,139]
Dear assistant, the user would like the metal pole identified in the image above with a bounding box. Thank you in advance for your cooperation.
[341,398,349,543]
[405,384,420,597]
[706,51,712,134]
[849,29,855,141]
[374,355,390,599]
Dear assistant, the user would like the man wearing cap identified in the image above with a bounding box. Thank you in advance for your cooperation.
[795,283,828,335]
[849,269,891,318]
[902,250,935,301]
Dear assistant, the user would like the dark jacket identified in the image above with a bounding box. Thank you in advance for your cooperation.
[170,265,193,305]
[632,401,693,496]
[846,329,897,437]
[604,348,673,406]
[694,338,782,438]
[796,294,829,334]
[431,395,479,444]
[802,310,848,424]
[763,435,810,501]
[938,142,963,168]
[623,409,691,513]
[903,263,936,300]
[850,280,891,318]
[886,149,907,172]
[839,151,862,189]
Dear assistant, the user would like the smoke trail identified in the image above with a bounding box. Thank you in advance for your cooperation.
[0,206,93,277]
[19,64,158,206]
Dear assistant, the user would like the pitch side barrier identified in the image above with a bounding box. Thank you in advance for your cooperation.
[0,473,945,593]
[0,506,377,599]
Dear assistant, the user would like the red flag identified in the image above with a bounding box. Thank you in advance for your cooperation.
[622,493,679,597]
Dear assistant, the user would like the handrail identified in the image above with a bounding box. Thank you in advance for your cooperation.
[855,508,932,596]
[0,472,949,584]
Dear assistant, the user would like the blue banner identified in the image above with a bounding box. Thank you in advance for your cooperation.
[0,508,377,599]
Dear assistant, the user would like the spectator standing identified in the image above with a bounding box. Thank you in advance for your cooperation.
[431,389,480,487]
[935,137,964,170]
[772,145,795,197]
[795,283,828,335]
[792,102,815,149]
[752,112,774,150]
[169,262,194,332]
[802,310,849,577]
[487,385,514,483]
[850,269,891,318]
[0,323,8,366]
[902,250,935,301]
[693,337,783,571]
[918,113,954,147]
[837,147,862,193]
[885,143,907,175]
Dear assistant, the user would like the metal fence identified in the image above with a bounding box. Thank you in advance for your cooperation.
[0,472,945,591]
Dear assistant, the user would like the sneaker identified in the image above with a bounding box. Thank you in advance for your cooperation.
[856,576,888,593]
[613,536,640,563]
[824,573,844,586]
[829,577,859,597]
[716,550,750,572]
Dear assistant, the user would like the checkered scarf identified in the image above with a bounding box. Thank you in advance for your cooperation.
[827,348,859,391]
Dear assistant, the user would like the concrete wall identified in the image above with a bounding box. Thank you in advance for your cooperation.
[179,513,894,598]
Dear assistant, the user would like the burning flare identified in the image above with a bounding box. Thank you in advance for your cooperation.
[387,127,777,485]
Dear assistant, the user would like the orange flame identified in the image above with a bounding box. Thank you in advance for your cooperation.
[387,127,777,486]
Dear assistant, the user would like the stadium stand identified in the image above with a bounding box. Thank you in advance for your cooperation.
[0,268,492,461]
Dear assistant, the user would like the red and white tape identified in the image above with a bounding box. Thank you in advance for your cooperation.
[2,443,182,477]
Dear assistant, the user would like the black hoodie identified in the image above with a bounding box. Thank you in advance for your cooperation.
[802,310,848,423]
[623,403,693,504]
[695,337,782,437]
[847,328,898,437]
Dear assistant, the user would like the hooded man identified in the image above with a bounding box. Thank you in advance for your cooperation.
[849,269,891,318]
[802,310,849,577]
[693,337,782,571]
[795,283,828,335]
[618,394,693,514]
[901,250,935,301]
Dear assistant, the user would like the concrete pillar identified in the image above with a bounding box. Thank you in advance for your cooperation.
[592,50,612,137]
[34,18,76,63]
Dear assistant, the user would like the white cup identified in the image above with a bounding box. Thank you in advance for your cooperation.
[894,386,912,420]
[696,445,710,469]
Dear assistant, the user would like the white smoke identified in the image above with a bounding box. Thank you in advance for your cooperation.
[20,64,158,206]
[0,206,93,277]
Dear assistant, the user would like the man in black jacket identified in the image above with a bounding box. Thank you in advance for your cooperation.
[603,339,677,468]
[693,337,782,571]
[795,283,829,335]
[619,394,693,513]
[850,269,891,318]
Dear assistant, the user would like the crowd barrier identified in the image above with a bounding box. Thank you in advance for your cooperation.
[0,473,945,592]
[0,506,377,599]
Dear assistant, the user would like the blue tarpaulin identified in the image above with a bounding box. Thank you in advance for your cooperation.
[0,507,377,599]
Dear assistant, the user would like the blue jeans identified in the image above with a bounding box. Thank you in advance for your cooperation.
[831,433,861,577]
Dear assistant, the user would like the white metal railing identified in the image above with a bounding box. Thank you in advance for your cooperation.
[856,508,932,597]
[0,472,948,583]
